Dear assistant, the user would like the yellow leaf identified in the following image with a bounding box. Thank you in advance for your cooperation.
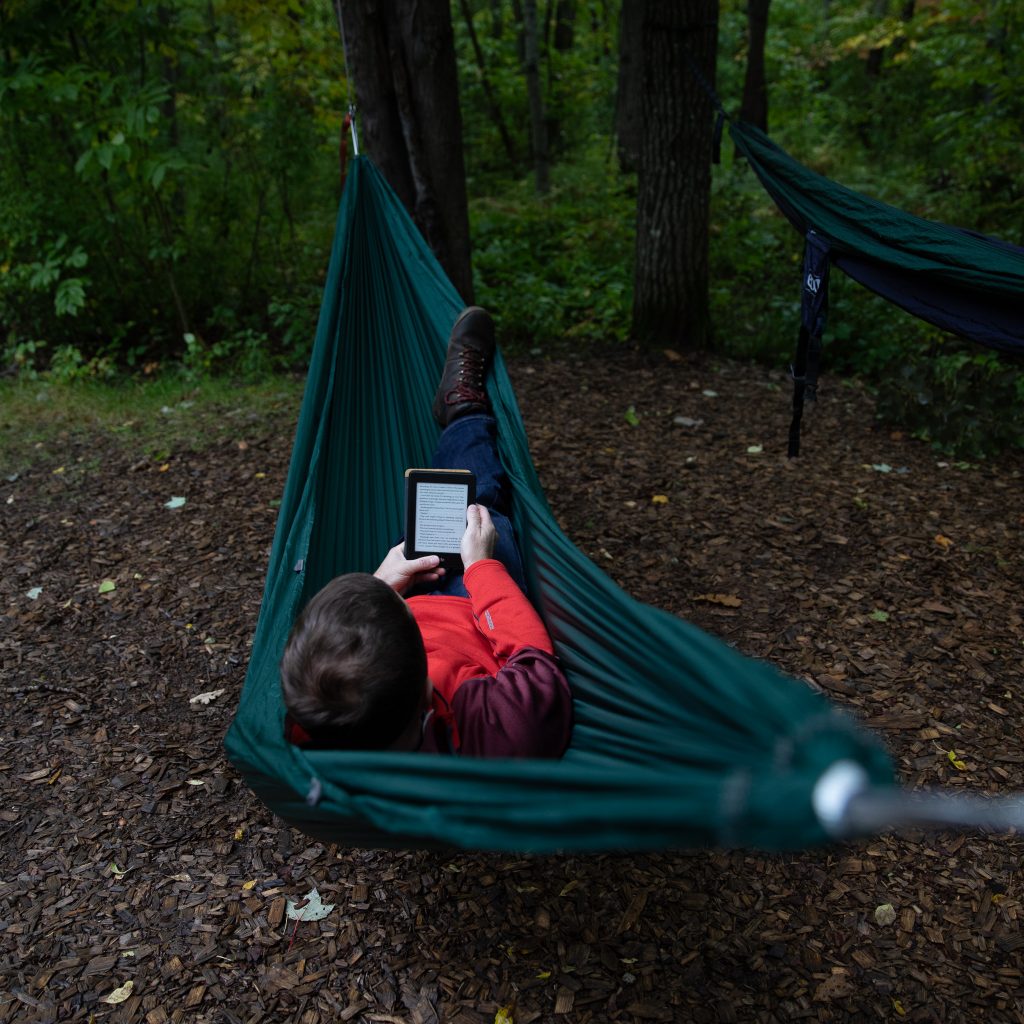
[536,970,551,980]
[254,472,266,479]
[934,534,954,549]
[53,466,65,475]
[694,593,742,608]
[159,463,170,472]
[100,980,133,1005]
[494,1007,514,1024]
[234,827,245,841]
[242,879,256,891]
[110,862,127,879]
[651,494,669,505]
[947,750,967,771]
[892,998,906,1016]
[559,880,579,896]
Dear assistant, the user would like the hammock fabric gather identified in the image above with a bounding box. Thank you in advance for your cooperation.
[224,154,893,854]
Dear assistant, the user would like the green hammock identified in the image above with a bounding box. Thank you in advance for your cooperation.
[224,155,893,853]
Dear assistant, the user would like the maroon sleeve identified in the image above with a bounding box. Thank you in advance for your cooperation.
[452,647,573,759]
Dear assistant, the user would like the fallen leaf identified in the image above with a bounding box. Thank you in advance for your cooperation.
[702,389,718,397]
[164,495,186,509]
[673,416,703,428]
[536,970,552,980]
[158,463,170,472]
[189,688,225,706]
[934,534,953,549]
[98,579,116,594]
[893,998,906,1016]
[242,879,256,891]
[871,463,892,473]
[186,779,206,786]
[286,887,335,922]
[53,466,65,475]
[254,472,266,479]
[694,593,742,607]
[494,1007,514,1024]
[746,444,763,454]
[624,405,640,426]
[100,980,133,1005]
[651,494,669,505]
[234,827,245,841]
[110,862,127,879]
[948,750,967,771]
[26,587,42,600]
[874,903,897,926]
[662,348,682,362]
[869,610,890,622]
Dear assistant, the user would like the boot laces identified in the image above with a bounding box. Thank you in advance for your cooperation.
[444,346,487,406]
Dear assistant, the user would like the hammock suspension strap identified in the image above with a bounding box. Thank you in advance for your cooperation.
[789,230,830,459]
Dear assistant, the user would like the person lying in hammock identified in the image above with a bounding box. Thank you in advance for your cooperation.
[280,307,573,758]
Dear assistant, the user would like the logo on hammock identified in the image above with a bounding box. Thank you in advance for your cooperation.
[805,273,822,295]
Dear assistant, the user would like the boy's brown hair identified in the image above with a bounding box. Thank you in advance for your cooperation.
[280,574,427,750]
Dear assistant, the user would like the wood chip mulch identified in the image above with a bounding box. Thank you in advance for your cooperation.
[2,347,1023,1024]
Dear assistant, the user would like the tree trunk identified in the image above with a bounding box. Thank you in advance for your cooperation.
[553,0,575,50]
[865,0,889,77]
[613,0,642,173]
[336,0,473,301]
[632,0,718,351]
[739,0,770,131]
[457,0,520,169]
[521,0,550,194]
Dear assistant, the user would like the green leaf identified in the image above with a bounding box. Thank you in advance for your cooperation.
[98,579,116,594]
[624,405,640,426]
[869,610,890,622]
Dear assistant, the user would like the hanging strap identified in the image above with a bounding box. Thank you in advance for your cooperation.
[788,230,831,458]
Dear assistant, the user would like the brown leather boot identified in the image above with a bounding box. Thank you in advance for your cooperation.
[431,306,496,428]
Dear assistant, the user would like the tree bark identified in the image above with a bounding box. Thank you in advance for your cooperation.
[457,0,520,169]
[613,0,642,173]
[632,0,718,351]
[336,0,473,301]
[521,0,550,194]
[553,0,575,51]
[739,0,770,131]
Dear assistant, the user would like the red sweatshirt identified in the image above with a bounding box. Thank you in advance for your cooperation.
[408,559,572,758]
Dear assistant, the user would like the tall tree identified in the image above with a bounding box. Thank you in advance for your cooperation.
[521,0,551,193]
[740,0,770,131]
[632,0,719,350]
[613,1,643,173]
[336,0,473,300]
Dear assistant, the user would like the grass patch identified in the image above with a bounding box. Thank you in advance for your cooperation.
[0,373,304,473]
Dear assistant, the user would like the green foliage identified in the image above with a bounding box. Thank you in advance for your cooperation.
[874,343,1024,457]
[0,0,344,372]
[470,146,633,350]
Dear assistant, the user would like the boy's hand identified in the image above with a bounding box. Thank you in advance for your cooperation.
[374,544,444,595]
[461,504,497,570]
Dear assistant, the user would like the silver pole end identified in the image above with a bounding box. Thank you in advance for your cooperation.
[813,760,870,837]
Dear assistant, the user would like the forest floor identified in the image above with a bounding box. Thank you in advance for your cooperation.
[2,348,1023,1024]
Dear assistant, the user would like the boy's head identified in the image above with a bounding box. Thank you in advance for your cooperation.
[280,574,428,750]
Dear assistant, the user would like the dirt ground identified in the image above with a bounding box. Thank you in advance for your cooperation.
[2,348,1023,1024]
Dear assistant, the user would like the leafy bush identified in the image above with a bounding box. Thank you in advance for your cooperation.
[470,146,634,350]
[874,343,1024,457]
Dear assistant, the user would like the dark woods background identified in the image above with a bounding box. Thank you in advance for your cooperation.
[1,0,1021,452]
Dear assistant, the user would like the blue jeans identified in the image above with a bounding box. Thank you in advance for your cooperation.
[419,414,526,597]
